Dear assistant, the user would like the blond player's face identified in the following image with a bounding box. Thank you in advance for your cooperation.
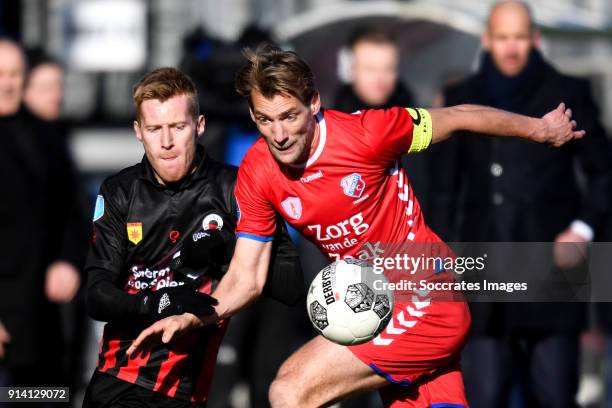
[249,90,320,165]
[134,94,204,185]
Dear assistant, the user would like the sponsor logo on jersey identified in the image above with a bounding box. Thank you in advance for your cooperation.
[281,197,302,220]
[307,212,369,243]
[341,173,366,198]
[127,222,143,245]
[192,230,211,242]
[128,264,182,291]
[202,213,224,231]
[93,195,104,221]
[169,230,180,244]
[300,170,324,184]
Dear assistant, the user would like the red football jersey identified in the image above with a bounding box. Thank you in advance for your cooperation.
[235,108,471,404]
[235,107,439,259]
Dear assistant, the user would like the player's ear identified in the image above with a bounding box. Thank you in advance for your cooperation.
[196,114,206,137]
[134,120,143,142]
[248,106,256,123]
[310,92,321,115]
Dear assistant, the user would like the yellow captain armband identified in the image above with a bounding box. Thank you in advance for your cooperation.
[405,108,432,153]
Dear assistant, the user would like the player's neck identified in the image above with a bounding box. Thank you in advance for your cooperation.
[286,115,320,170]
[309,119,320,157]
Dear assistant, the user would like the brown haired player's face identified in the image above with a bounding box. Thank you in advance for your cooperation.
[134,94,204,184]
[250,90,320,165]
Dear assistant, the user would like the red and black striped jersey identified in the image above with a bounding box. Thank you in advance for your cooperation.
[96,320,228,402]
[87,146,299,402]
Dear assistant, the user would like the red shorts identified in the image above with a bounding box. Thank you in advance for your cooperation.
[379,361,467,407]
[349,300,470,407]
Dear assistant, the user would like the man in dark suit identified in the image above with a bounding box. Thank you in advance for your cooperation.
[428,1,612,407]
[0,38,88,393]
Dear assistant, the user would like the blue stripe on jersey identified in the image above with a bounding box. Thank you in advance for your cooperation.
[430,404,466,408]
[236,232,274,242]
[368,363,412,387]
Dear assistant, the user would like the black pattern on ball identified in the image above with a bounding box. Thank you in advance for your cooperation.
[310,300,328,331]
[376,312,392,335]
[373,294,391,319]
[345,283,374,312]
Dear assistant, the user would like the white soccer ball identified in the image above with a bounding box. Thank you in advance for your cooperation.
[307,259,394,345]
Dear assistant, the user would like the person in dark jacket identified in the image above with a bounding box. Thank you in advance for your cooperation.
[333,28,414,113]
[23,47,91,394]
[0,38,87,394]
[333,28,429,207]
[428,2,612,407]
[83,67,303,408]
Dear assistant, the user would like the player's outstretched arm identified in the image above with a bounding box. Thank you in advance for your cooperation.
[429,102,585,146]
[126,237,272,357]
[210,236,272,319]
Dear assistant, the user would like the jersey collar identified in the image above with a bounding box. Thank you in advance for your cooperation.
[288,110,327,169]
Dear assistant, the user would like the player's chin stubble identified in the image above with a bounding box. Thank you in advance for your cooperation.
[282,140,310,165]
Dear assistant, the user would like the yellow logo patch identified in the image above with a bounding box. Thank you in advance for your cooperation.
[127,222,143,245]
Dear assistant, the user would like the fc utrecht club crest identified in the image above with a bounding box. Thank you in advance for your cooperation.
[127,222,143,245]
[341,173,366,198]
[281,197,302,220]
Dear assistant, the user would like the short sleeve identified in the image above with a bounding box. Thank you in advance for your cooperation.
[361,107,432,164]
[234,155,277,242]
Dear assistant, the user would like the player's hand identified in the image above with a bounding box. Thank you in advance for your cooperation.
[127,312,216,358]
[553,229,588,269]
[537,103,585,147]
[142,286,218,321]
[0,320,10,360]
[45,261,81,303]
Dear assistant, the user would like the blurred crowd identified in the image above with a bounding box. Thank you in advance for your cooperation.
[1,1,612,407]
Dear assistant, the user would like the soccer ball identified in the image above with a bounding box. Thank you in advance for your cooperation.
[307,259,394,345]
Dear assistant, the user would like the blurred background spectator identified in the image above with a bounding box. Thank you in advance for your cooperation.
[24,49,64,122]
[0,38,89,404]
[330,26,431,215]
[333,27,415,112]
[23,46,91,397]
[428,1,612,407]
[1,0,612,407]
